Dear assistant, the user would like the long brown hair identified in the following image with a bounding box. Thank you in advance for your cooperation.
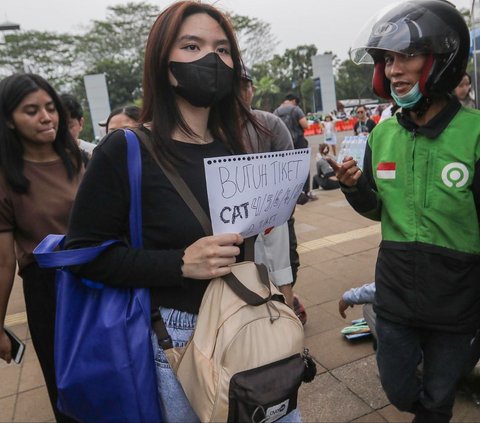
[0,73,82,193]
[141,1,261,161]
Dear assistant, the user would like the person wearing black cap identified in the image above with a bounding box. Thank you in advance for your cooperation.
[329,1,480,421]
[240,67,307,324]
[240,67,293,152]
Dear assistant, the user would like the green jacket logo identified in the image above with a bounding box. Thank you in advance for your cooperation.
[441,163,469,188]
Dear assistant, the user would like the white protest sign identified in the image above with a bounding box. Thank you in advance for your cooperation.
[204,148,311,237]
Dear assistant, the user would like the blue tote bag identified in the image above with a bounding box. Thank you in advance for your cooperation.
[34,130,163,423]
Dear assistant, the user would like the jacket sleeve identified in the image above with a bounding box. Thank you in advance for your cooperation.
[341,142,382,221]
[254,222,293,287]
[342,282,376,305]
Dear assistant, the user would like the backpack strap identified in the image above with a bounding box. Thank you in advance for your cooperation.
[223,263,272,306]
[130,128,213,236]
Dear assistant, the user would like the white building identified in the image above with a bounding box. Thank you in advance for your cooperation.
[311,54,337,114]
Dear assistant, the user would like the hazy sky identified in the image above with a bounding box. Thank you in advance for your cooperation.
[1,0,473,60]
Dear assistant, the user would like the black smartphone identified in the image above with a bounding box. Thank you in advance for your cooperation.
[4,327,26,364]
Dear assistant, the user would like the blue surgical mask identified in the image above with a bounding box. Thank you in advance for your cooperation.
[390,82,423,109]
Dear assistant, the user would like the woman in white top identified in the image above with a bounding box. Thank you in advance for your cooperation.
[321,114,337,156]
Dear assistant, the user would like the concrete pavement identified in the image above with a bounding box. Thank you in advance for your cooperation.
[2,133,480,422]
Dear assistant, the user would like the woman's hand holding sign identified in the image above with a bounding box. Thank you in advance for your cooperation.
[182,233,243,280]
[326,156,362,187]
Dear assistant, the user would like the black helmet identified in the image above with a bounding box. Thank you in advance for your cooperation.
[351,0,470,99]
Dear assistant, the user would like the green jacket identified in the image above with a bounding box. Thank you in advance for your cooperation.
[343,98,480,332]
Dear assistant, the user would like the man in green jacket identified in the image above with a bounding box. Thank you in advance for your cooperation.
[329,2,480,422]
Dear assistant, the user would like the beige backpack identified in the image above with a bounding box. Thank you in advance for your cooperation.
[163,261,306,422]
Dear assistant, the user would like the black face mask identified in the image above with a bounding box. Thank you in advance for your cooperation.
[169,52,234,108]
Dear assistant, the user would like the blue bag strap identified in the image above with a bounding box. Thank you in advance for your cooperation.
[34,235,118,267]
[34,129,143,268]
[124,129,143,248]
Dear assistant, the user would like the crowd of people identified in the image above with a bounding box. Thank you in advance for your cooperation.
[0,0,479,422]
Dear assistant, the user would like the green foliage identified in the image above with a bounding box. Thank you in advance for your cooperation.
[251,44,318,112]
[76,1,157,110]
[0,2,321,116]
[280,45,318,86]
[252,75,279,111]
[335,60,375,100]
[0,30,80,92]
[77,2,158,67]
[87,58,142,109]
[300,78,314,112]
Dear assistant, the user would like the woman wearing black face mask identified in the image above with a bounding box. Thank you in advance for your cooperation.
[64,2,300,422]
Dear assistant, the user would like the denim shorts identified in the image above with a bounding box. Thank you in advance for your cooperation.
[151,307,199,423]
[151,307,302,423]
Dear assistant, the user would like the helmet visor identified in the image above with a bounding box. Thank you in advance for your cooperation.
[351,1,461,64]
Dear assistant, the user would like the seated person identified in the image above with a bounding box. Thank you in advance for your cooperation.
[313,143,340,190]
[338,281,376,343]
[339,281,480,376]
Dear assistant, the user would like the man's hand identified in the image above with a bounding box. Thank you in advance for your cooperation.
[326,156,362,187]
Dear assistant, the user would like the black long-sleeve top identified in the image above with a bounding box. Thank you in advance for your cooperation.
[65,128,234,313]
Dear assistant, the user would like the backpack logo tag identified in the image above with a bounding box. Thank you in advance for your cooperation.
[264,399,289,423]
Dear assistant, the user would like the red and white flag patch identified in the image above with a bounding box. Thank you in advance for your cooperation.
[377,162,396,179]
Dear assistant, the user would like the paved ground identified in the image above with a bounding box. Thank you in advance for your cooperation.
[2,133,480,422]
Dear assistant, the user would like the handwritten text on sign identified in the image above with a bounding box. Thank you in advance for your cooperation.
[204,148,311,237]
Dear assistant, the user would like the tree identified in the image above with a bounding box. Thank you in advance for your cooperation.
[251,44,318,109]
[278,44,318,87]
[335,59,375,101]
[252,75,279,111]
[75,1,159,106]
[87,58,143,109]
[0,31,80,92]
[77,2,158,67]
[229,14,278,67]
[300,78,314,113]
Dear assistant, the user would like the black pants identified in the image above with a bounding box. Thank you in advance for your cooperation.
[22,263,77,423]
[302,171,311,194]
[376,316,473,423]
[294,136,310,194]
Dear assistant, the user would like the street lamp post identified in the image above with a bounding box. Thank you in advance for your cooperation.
[0,21,20,43]
[0,21,21,75]
[0,22,20,31]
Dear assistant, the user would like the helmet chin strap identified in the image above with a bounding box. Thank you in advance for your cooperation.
[418,54,435,96]
[372,62,391,99]
[406,54,435,117]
